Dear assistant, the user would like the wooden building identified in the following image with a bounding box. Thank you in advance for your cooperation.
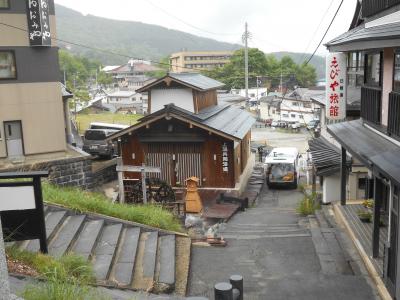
[108,73,255,188]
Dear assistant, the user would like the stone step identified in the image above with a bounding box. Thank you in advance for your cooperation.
[174,236,191,297]
[71,219,104,260]
[24,210,67,252]
[111,227,141,287]
[92,223,123,282]
[48,215,86,257]
[155,235,176,294]
[132,231,158,291]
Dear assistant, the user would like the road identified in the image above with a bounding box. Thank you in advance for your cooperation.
[188,185,379,299]
[251,126,312,153]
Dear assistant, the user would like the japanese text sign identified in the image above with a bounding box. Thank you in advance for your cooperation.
[222,143,229,172]
[26,0,51,46]
[326,53,346,120]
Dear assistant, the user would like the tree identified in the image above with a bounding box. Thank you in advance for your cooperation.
[204,49,317,90]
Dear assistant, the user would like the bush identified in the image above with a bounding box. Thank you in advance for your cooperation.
[297,193,320,216]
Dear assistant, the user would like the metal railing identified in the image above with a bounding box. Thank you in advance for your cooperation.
[388,92,400,138]
[362,0,400,17]
[361,87,382,125]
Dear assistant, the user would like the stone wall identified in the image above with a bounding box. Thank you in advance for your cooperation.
[92,161,118,186]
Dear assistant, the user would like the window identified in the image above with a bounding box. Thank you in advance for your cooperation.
[291,114,296,118]
[292,102,299,106]
[347,52,364,87]
[0,51,16,79]
[0,0,9,8]
[358,178,366,190]
[365,52,381,87]
[282,114,289,118]
[394,51,400,92]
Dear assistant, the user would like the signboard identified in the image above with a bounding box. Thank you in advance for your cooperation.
[0,186,36,211]
[326,53,347,120]
[26,0,51,46]
[222,143,229,172]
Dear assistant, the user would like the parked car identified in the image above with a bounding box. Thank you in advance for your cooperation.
[307,120,320,130]
[291,122,301,130]
[82,129,118,159]
[271,121,288,128]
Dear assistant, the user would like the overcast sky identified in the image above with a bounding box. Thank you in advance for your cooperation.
[54,0,357,55]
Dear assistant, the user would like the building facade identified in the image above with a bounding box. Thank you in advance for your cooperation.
[107,73,255,189]
[326,0,400,298]
[169,51,233,73]
[0,0,70,161]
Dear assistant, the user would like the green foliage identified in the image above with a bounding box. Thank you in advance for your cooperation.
[75,113,142,134]
[297,193,320,216]
[204,48,317,89]
[42,183,183,232]
[362,199,374,209]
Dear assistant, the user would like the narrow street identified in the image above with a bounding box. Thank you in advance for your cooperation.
[188,184,379,299]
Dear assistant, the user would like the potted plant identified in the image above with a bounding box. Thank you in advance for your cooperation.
[362,199,374,209]
[357,210,372,223]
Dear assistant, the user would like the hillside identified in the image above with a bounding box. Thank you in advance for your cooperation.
[55,4,241,65]
[269,52,326,80]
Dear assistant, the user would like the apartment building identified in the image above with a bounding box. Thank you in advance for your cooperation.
[169,51,233,73]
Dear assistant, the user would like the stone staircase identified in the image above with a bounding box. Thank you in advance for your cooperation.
[12,205,191,296]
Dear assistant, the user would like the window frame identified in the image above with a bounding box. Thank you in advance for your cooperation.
[0,0,9,9]
[364,51,383,88]
[393,50,400,93]
[0,50,17,80]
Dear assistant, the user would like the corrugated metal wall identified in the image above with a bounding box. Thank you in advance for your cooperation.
[145,143,202,186]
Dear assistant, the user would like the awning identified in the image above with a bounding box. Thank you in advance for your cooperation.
[328,119,400,184]
[308,137,349,176]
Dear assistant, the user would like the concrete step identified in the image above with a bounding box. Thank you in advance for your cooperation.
[71,219,104,260]
[48,215,86,257]
[132,231,158,291]
[111,227,141,287]
[154,235,176,294]
[24,210,67,252]
[174,236,191,297]
[92,223,123,282]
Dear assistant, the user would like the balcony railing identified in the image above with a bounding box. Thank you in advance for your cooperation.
[361,87,382,125]
[388,92,400,138]
[363,0,400,17]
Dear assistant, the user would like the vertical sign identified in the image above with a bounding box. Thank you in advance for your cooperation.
[222,143,229,172]
[326,53,347,120]
[26,0,51,47]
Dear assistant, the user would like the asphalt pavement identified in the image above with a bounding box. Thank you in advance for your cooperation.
[188,184,380,300]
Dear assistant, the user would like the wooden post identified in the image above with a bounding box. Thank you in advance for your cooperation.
[117,157,125,204]
[33,177,48,254]
[373,177,382,258]
[340,147,347,206]
[141,164,147,204]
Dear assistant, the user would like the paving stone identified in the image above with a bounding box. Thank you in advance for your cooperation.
[143,231,158,279]
[25,211,67,252]
[71,220,104,260]
[93,224,123,281]
[49,215,86,257]
[158,235,176,286]
[113,227,141,286]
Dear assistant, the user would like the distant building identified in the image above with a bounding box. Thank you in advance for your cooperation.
[169,51,233,73]
[104,59,160,91]
[231,88,268,102]
[106,90,144,114]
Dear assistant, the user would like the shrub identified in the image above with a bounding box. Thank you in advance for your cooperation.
[297,193,320,216]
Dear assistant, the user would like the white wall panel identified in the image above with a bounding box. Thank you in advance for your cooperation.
[151,88,194,113]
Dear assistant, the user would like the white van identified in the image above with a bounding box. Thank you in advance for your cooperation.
[264,147,300,189]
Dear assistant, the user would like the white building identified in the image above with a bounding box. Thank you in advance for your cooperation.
[231,88,268,102]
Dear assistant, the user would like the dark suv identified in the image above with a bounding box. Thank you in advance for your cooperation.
[82,129,118,158]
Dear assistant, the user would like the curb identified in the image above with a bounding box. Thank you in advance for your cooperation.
[332,203,391,300]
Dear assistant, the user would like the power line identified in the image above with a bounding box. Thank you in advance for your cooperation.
[304,0,344,66]
[143,0,240,37]
[0,21,212,73]
[297,0,335,64]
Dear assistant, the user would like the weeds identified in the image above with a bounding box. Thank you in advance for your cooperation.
[297,193,320,216]
[42,182,183,232]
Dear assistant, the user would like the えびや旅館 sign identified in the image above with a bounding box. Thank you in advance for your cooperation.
[326,53,347,120]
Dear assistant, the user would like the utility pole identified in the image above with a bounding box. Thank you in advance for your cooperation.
[243,22,249,99]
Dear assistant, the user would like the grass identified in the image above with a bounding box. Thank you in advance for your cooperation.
[297,192,320,216]
[6,246,103,300]
[42,183,183,233]
[75,113,143,134]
